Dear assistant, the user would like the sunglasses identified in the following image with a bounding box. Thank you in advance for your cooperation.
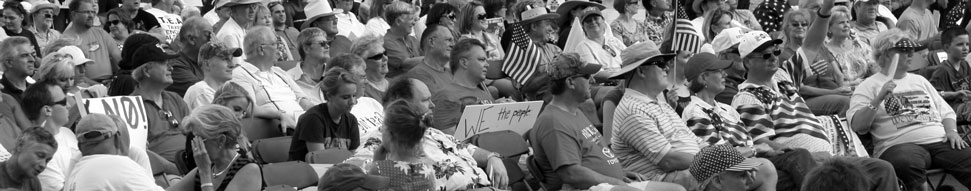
[790,22,809,28]
[80,130,119,140]
[642,60,669,69]
[628,1,639,4]
[307,40,330,49]
[108,20,122,25]
[444,13,456,20]
[367,51,386,60]
[477,14,488,21]
[51,98,68,106]
[750,50,781,59]
[160,110,180,128]
[603,44,616,57]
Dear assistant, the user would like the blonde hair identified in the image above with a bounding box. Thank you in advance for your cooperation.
[183,104,242,149]
[34,53,76,83]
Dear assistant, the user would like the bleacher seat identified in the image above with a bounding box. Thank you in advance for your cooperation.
[241,118,284,141]
[261,161,319,189]
[304,149,354,164]
[252,136,293,164]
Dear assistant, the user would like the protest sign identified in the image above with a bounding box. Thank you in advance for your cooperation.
[453,101,543,141]
[145,8,184,43]
[78,96,149,151]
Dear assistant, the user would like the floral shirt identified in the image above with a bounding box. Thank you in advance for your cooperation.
[642,12,674,46]
[421,128,491,190]
[370,160,437,191]
[610,19,650,46]
[825,36,874,86]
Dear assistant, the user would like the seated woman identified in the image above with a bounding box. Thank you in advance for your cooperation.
[180,82,256,173]
[369,100,437,190]
[171,105,262,191]
[572,9,626,72]
[288,68,362,161]
[848,29,971,191]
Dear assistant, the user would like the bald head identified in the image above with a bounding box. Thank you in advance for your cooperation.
[243,26,279,60]
[178,17,214,51]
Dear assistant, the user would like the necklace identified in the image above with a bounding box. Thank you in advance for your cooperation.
[212,153,240,177]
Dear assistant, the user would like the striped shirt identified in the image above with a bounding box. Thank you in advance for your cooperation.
[683,96,754,147]
[611,89,701,180]
[732,70,833,153]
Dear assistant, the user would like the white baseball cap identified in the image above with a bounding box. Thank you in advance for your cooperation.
[738,31,782,58]
[57,46,94,66]
[711,27,747,54]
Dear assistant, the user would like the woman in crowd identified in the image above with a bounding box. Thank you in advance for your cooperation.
[181,81,257,172]
[847,28,971,191]
[483,0,506,33]
[611,0,650,46]
[289,68,362,160]
[573,9,625,72]
[555,0,605,48]
[253,5,293,62]
[779,8,850,116]
[369,100,437,190]
[365,0,393,37]
[34,53,76,93]
[701,9,735,43]
[726,0,762,30]
[457,2,504,63]
[416,3,457,40]
[3,2,43,56]
[105,9,134,52]
[173,105,262,191]
[825,6,874,87]
[352,35,389,101]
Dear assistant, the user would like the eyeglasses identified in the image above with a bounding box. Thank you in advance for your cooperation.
[160,110,180,128]
[367,51,386,60]
[790,22,809,28]
[603,44,616,57]
[628,1,639,5]
[80,130,120,140]
[477,14,488,21]
[749,50,781,59]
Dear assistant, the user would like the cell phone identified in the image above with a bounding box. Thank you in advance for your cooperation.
[485,18,503,33]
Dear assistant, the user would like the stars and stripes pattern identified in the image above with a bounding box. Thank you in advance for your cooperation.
[501,22,542,86]
[671,3,703,54]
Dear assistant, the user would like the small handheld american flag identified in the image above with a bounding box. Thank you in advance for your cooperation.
[671,1,703,54]
[501,22,543,86]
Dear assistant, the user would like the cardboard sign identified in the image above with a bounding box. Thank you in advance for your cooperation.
[453,101,543,141]
[78,96,149,151]
[145,8,184,43]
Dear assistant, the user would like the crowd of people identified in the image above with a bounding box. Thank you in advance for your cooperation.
[0,0,970,189]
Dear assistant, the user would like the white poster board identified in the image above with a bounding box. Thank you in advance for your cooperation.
[78,96,149,151]
[145,8,184,43]
[453,101,543,141]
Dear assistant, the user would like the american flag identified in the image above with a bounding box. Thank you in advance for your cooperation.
[671,2,703,53]
[501,22,542,86]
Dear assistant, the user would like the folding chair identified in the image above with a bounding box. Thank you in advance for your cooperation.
[305,149,354,164]
[241,118,284,141]
[467,130,531,187]
[252,136,293,164]
[526,155,548,191]
[926,169,952,190]
[261,161,319,189]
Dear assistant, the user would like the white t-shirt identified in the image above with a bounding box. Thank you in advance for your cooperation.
[184,81,216,109]
[337,12,366,41]
[64,155,164,191]
[39,127,81,191]
[364,18,390,38]
[216,18,247,62]
[144,8,184,43]
[351,97,384,141]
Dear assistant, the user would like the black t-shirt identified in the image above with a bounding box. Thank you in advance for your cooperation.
[5,29,42,57]
[0,161,42,191]
[288,103,360,161]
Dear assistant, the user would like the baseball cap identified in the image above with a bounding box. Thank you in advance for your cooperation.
[199,41,242,61]
[57,46,94,66]
[888,38,927,52]
[75,114,123,144]
[130,44,178,69]
[689,145,762,183]
[710,27,747,53]
[738,31,782,58]
[318,163,391,191]
[684,53,732,81]
[549,53,602,80]
[609,41,676,79]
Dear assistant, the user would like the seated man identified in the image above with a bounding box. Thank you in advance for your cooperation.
[530,53,685,191]
[610,41,776,190]
[431,38,497,133]
[849,29,971,191]
[0,127,56,190]
[64,114,162,191]
[21,82,80,191]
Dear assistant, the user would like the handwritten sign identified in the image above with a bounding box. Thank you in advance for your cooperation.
[453,101,543,141]
[351,97,385,137]
[145,8,184,43]
[78,96,149,151]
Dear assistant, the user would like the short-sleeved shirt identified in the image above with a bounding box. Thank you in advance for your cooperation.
[63,155,163,191]
[215,18,247,62]
[897,7,940,42]
[39,127,81,191]
[369,160,436,191]
[575,37,625,71]
[854,21,889,44]
[610,88,701,180]
[431,82,495,130]
[0,161,42,190]
[62,27,118,81]
[167,53,203,96]
[930,59,971,105]
[421,128,491,190]
[113,8,161,32]
[384,31,421,77]
[289,103,360,161]
[139,91,190,162]
[403,58,453,92]
[530,106,625,190]
[732,70,833,153]
[183,81,216,109]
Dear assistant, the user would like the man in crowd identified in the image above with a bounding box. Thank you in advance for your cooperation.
[930,28,971,122]
[110,0,161,31]
[0,37,37,102]
[404,25,455,92]
[27,3,61,48]
[0,127,56,190]
[233,26,314,131]
[302,0,351,58]
[215,0,260,60]
[287,28,329,104]
[21,82,79,191]
[383,1,421,78]
[431,38,495,133]
[709,27,747,104]
[688,145,762,191]
[62,0,121,82]
[515,0,562,101]
[184,41,243,109]
[271,2,301,61]
[168,17,214,96]
[63,114,162,191]
[897,0,940,70]
[530,52,685,191]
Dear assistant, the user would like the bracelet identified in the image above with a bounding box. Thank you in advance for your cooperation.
[817,9,831,18]
[201,183,214,188]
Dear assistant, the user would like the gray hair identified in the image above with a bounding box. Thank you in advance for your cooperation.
[243,26,277,57]
[350,35,384,57]
[183,104,242,149]
[0,37,32,63]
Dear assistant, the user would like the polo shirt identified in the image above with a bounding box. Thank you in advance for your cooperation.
[62,26,117,81]
[0,77,29,103]
[289,103,360,161]
[610,88,700,180]
[138,91,190,162]
[531,106,625,190]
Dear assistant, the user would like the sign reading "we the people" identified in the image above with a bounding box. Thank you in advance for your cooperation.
[454,101,543,141]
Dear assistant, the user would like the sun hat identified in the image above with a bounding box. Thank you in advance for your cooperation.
[550,53,602,80]
[318,163,391,191]
[556,0,605,17]
[218,0,261,9]
[300,0,338,30]
[28,2,58,16]
[710,27,746,53]
[519,4,560,24]
[57,46,94,66]
[608,41,676,79]
[684,53,732,81]
[689,144,762,183]
[738,30,782,58]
